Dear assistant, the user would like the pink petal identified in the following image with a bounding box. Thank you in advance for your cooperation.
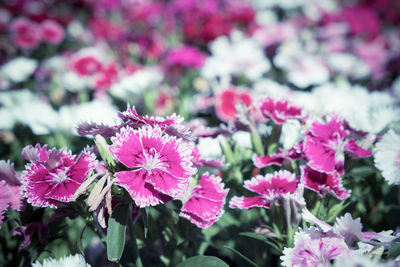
[181,196,224,221]
[344,138,372,158]
[69,152,97,184]
[253,154,284,168]
[194,173,228,202]
[115,170,164,207]
[229,196,269,209]
[147,169,188,198]
[304,135,337,173]
[179,210,222,228]
[109,127,144,168]
[22,144,50,162]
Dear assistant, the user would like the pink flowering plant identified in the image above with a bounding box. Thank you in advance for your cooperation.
[1,0,400,266]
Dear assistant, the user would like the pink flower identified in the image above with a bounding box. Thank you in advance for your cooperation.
[109,126,196,207]
[10,18,41,49]
[303,117,372,174]
[0,180,22,227]
[215,87,252,122]
[40,20,65,45]
[301,166,350,200]
[253,143,304,168]
[22,144,97,208]
[281,228,351,267]
[180,173,228,228]
[260,97,303,124]
[71,55,103,76]
[230,170,298,210]
[166,46,206,68]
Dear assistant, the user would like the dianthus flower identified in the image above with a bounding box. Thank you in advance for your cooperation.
[10,18,41,49]
[374,129,400,185]
[109,126,196,207]
[22,144,97,208]
[260,97,303,124]
[301,166,350,200]
[281,228,351,267]
[304,117,372,174]
[180,173,228,228]
[230,170,298,209]
[40,20,65,45]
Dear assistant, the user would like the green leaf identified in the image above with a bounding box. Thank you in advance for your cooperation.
[325,201,350,223]
[106,203,130,262]
[239,232,282,254]
[176,256,229,267]
[387,242,400,259]
[251,131,264,156]
[223,246,258,267]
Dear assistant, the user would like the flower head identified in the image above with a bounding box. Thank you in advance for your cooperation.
[281,228,351,267]
[32,254,90,267]
[260,97,303,124]
[304,117,372,174]
[180,173,228,228]
[22,144,97,208]
[230,170,298,210]
[166,46,206,68]
[301,166,350,200]
[109,126,196,207]
[40,20,65,45]
[10,18,41,49]
[374,129,400,185]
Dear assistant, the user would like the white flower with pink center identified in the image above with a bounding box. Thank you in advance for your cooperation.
[230,170,298,210]
[374,130,400,185]
[179,173,228,228]
[22,144,97,208]
[304,117,372,174]
[281,228,351,267]
[109,126,196,207]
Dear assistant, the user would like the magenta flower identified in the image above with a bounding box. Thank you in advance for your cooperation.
[260,97,303,124]
[230,170,298,210]
[0,181,22,227]
[253,143,305,168]
[40,20,65,45]
[10,18,41,49]
[109,126,196,207]
[281,228,351,267]
[301,165,350,200]
[304,117,372,174]
[180,173,228,228]
[22,144,97,208]
[166,46,206,68]
[71,55,103,76]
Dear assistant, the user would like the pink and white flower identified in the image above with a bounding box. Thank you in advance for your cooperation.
[10,18,41,49]
[230,170,298,210]
[281,228,351,267]
[260,97,303,125]
[215,87,252,122]
[22,144,97,208]
[70,54,103,77]
[253,143,304,168]
[179,173,228,228]
[301,166,350,200]
[40,20,65,45]
[374,129,400,185]
[304,117,372,174]
[109,126,196,207]
[0,180,22,227]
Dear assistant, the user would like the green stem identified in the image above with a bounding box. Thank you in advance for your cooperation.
[128,211,143,267]
[251,131,264,156]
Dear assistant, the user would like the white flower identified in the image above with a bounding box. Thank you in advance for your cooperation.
[0,89,58,135]
[326,53,370,79]
[58,98,120,135]
[280,119,303,150]
[374,130,400,185]
[32,254,90,267]
[332,253,395,267]
[274,41,329,88]
[295,81,400,133]
[202,30,270,82]
[110,68,163,99]
[232,131,252,150]
[197,137,222,159]
[333,213,363,245]
[1,57,37,83]
[63,71,90,92]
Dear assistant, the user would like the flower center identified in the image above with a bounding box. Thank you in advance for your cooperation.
[142,148,165,171]
[50,167,69,183]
